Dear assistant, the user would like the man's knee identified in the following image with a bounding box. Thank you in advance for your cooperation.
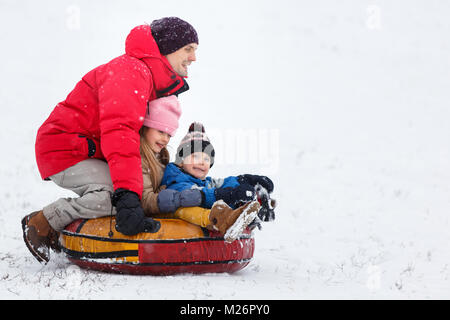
[82,186,114,213]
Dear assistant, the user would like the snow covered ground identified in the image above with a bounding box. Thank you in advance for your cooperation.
[1,0,450,299]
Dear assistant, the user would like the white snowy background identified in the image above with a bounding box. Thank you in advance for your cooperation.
[1,0,450,299]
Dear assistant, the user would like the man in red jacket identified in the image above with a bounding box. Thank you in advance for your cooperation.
[22,17,200,264]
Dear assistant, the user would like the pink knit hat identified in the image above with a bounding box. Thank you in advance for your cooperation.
[143,95,182,136]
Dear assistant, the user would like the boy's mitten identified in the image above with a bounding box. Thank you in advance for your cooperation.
[237,174,274,193]
[157,188,204,213]
[214,183,255,208]
[112,189,161,235]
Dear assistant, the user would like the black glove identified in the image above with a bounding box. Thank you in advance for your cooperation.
[237,174,274,193]
[112,188,161,235]
[214,183,255,208]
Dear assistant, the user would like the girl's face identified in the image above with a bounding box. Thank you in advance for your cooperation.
[181,152,211,180]
[144,127,171,153]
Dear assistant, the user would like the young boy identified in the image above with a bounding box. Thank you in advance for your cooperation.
[160,122,274,241]
[161,122,274,209]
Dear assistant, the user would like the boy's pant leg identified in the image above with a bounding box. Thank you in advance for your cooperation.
[43,159,115,231]
[174,207,211,228]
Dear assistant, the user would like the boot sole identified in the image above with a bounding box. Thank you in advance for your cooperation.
[21,213,49,264]
[224,201,260,243]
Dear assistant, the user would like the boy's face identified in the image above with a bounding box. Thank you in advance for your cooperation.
[181,152,211,180]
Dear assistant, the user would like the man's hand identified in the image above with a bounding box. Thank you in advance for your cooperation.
[112,188,161,235]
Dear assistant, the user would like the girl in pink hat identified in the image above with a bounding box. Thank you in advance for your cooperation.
[140,95,206,216]
[139,95,182,215]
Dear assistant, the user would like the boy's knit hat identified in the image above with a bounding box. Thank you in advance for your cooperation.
[143,95,182,136]
[150,17,199,56]
[175,122,215,167]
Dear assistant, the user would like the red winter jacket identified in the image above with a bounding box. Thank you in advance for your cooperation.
[35,25,188,198]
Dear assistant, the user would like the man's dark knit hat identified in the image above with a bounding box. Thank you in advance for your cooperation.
[150,17,199,55]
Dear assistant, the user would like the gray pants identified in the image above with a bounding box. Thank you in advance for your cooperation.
[43,159,116,231]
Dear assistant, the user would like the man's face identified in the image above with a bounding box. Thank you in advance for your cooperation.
[165,43,198,77]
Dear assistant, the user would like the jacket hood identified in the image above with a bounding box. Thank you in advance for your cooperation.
[125,25,190,98]
[125,24,161,59]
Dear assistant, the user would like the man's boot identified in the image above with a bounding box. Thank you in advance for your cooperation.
[21,210,60,264]
[208,200,260,242]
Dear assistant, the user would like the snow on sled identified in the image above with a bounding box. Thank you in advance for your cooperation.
[60,216,255,275]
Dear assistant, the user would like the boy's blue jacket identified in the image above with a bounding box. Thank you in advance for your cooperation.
[161,163,240,208]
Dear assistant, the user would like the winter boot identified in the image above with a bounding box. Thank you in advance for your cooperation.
[208,200,260,242]
[21,210,60,264]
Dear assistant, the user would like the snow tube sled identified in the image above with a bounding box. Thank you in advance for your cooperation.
[61,217,255,275]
